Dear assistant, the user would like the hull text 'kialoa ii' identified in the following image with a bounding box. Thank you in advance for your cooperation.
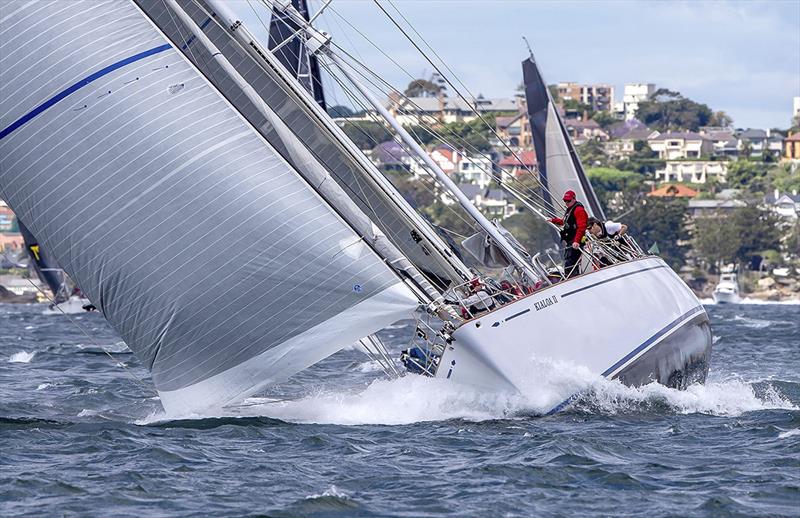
[0,0,711,415]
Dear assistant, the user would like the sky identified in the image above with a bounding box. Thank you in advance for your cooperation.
[232,0,800,130]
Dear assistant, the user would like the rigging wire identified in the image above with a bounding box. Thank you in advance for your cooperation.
[370,0,567,214]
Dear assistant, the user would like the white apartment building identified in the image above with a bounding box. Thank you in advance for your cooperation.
[794,96,800,120]
[622,83,656,120]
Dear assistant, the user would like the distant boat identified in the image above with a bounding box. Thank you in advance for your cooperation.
[713,267,741,304]
[18,222,91,314]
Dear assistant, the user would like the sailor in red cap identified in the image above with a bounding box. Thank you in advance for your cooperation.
[548,190,588,278]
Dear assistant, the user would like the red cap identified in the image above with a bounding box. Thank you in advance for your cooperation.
[563,190,576,202]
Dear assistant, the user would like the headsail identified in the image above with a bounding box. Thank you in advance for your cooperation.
[522,56,605,218]
[268,0,326,109]
[0,0,417,414]
[18,221,70,304]
[136,0,471,292]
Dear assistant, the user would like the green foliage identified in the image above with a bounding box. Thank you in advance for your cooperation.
[692,204,781,267]
[709,110,733,128]
[577,138,608,167]
[592,111,617,130]
[501,210,559,252]
[726,160,769,193]
[627,197,690,269]
[438,116,497,152]
[404,79,441,98]
[548,84,560,103]
[340,121,391,150]
[586,167,643,213]
[767,163,800,193]
[635,88,713,131]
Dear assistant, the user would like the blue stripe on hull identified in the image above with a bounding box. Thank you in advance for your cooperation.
[546,305,708,415]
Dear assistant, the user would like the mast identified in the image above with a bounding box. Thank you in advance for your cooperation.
[268,0,326,109]
[256,2,538,278]
[199,0,474,286]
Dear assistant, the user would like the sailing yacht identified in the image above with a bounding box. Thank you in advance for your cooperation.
[18,222,92,314]
[0,0,712,415]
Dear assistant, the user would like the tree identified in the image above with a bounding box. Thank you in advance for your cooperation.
[501,210,559,253]
[586,167,644,214]
[577,137,608,167]
[726,160,769,192]
[614,140,664,175]
[692,204,781,269]
[709,110,733,128]
[692,215,740,267]
[592,110,617,129]
[635,88,713,131]
[340,120,391,150]
[404,79,441,98]
[626,197,690,269]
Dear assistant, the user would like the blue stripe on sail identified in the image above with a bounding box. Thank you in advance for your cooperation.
[0,44,172,141]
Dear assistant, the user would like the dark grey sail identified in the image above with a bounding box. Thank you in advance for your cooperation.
[137,0,470,292]
[522,56,605,218]
[0,0,417,413]
[268,0,326,110]
[18,221,69,304]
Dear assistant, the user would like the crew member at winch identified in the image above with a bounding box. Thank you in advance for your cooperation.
[548,190,588,278]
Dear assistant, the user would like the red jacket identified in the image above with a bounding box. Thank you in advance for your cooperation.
[549,204,588,245]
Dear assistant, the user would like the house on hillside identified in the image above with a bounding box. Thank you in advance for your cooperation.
[647,132,713,159]
[429,145,493,188]
[563,118,607,144]
[687,198,747,218]
[736,128,784,158]
[700,128,739,157]
[498,151,537,183]
[765,189,800,219]
[384,94,520,126]
[605,119,657,158]
[784,132,800,160]
[450,184,517,219]
[495,112,531,149]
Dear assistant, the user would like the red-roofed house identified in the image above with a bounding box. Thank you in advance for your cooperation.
[647,184,699,198]
[499,150,537,182]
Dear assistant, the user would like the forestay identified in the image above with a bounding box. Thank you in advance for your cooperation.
[522,56,605,218]
[0,0,418,414]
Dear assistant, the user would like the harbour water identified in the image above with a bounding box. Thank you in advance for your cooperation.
[1,302,798,516]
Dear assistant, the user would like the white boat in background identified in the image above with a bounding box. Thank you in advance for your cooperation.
[0,0,711,415]
[713,269,741,304]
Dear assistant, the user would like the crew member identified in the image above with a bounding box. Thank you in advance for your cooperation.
[587,217,628,240]
[548,190,587,278]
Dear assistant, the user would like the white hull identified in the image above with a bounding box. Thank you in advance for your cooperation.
[42,296,92,315]
[436,257,712,411]
[712,291,740,304]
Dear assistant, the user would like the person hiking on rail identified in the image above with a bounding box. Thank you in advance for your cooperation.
[548,190,587,278]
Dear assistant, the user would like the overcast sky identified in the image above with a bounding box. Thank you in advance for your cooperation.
[233,0,800,130]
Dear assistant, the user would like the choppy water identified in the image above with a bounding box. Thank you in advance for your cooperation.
[1,302,798,516]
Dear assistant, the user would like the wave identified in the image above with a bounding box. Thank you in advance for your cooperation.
[7,351,35,363]
[159,358,797,426]
[702,297,800,305]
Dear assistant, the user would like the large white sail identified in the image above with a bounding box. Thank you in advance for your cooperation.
[0,0,418,414]
[138,0,471,292]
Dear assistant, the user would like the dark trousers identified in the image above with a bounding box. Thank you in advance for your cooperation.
[563,246,582,278]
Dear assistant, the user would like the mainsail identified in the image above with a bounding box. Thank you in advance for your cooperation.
[18,221,70,304]
[268,0,326,109]
[522,56,605,218]
[0,0,418,413]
